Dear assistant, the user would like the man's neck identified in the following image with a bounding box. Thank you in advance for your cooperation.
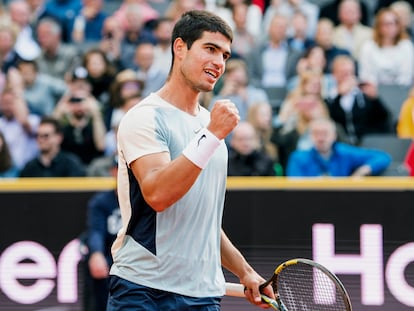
[157,78,200,115]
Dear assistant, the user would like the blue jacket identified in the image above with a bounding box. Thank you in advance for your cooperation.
[286,142,391,177]
[87,190,121,264]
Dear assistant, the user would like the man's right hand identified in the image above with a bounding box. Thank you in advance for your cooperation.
[208,99,240,140]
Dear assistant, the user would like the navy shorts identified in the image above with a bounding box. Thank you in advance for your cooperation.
[106,275,222,310]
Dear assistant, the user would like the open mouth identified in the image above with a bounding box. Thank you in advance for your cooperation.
[205,69,219,79]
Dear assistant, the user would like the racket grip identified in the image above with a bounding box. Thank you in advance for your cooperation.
[225,282,246,297]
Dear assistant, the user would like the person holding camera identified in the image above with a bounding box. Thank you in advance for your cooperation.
[53,66,106,166]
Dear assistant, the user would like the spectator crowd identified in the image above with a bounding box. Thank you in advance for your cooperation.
[1,0,414,179]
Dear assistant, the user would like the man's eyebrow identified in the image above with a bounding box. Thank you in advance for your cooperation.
[204,42,231,58]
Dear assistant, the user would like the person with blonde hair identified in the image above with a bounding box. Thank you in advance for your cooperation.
[277,69,329,129]
[247,101,278,163]
[228,121,276,176]
[272,92,343,171]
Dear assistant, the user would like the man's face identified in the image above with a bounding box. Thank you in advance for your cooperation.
[36,123,62,154]
[178,31,231,92]
[18,63,37,86]
[37,23,59,49]
[231,123,258,156]
[134,43,155,71]
[339,1,361,27]
[268,16,288,43]
[332,60,355,84]
[311,121,336,154]
[315,21,333,49]
[0,30,15,55]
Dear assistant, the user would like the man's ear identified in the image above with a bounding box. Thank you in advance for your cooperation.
[173,38,186,59]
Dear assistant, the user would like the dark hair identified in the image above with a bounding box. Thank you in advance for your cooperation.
[17,59,39,71]
[170,10,233,66]
[0,131,13,172]
[39,116,62,134]
[82,48,117,78]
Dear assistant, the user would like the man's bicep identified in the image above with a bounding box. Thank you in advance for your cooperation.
[129,151,171,189]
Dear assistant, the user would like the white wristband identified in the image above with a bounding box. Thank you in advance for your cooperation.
[182,128,221,169]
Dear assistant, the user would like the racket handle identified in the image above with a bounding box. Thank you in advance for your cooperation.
[225,282,245,297]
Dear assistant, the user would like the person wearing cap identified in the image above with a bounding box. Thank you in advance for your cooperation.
[52,66,107,166]
[108,68,144,128]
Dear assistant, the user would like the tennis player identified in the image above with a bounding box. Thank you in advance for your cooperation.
[107,10,273,310]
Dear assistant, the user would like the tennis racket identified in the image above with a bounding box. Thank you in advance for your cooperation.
[225,258,352,311]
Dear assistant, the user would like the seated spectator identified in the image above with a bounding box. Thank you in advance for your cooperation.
[229,2,258,60]
[286,46,337,98]
[279,69,333,128]
[0,86,39,170]
[375,0,414,14]
[71,0,108,45]
[113,0,159,31]
[396,87,414,137]
[216,0,263,39]
[53,66,106,166]
[327,55,391,145]
[247,101,281,174]
[8,0,41,60]
[246,13,302,88]
[247,101,278,162]
[26,0,46,30]
[41,0,82,43]
[332,0,373,61]
[81,48,118,126]
[272,92,349,172]
[358,8,414,86]
[263,0,319,40]
[286,118,391,177]
[319,0,371,26]
[390,1,414,41]
[151,17,174,76]
[228,121,276,176]
[35,17,81,81]
[20,116,86,177]
[287,11,315,54]
[108,69,144,128]
[15,59,67,116]
[97,16,125,72]
[0,130,19,178]
[88,86,141,177]
[210,58,268,121]
[314,18,352,73]
[133,42,167,97]
[0,22,22,74]
[119,4,157,70]
[82,155,121,311]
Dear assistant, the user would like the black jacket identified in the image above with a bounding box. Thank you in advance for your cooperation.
[327,92,391,145]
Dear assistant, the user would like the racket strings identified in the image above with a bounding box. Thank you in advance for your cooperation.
[277,263,348,311]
